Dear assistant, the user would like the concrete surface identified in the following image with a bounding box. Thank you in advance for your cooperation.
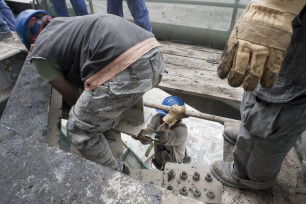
[0,58,193,203]
[223,123,306,204]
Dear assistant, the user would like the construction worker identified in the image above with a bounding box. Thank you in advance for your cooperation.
[107,0,152,32]
[15,9,168,175]
[0,0,15,40]
[211,0,306,192]
[133,96,188,170]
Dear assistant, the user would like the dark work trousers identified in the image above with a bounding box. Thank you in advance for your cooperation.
[234,7,306,186]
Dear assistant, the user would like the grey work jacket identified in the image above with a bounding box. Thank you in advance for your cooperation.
[147,114,188,163]
[31,14,153,88]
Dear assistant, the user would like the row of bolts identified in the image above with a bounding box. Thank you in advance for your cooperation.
[167,170,215,198]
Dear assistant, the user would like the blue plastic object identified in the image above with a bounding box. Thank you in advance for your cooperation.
[15,9,50,51]
[156,96,184,116]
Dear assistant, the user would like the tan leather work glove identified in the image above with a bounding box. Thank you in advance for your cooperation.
[218,0,305,91]
[163,104,186,127]
[132,128,152,145]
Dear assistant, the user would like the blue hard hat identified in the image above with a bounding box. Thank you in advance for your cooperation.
[15,9,50,51]
[156,96,184,116]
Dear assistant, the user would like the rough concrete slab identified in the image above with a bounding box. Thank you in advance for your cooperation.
[0,58,175,203]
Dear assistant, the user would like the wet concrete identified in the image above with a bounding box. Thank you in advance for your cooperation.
[0,58,166,203]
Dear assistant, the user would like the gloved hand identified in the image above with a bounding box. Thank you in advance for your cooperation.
[217,0,303,91]
[132,128,152,145]
[163,104,186,127]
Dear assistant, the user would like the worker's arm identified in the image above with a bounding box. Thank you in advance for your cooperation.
[132,114,160,144]
[31,59,81,106]
[218,0,306,91]
[154,122,188,146]
[147,114,160,132]
[50,75,81,107]
[154,104,188,146]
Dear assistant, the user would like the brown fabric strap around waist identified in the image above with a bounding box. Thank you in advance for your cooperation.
[84,37,160,90]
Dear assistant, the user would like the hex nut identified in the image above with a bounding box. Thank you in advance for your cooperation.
[180,171,188,180]
[193,187,201,197]
[180,186,188,196]
[7,66,13,72]
[168,169,175,179]
[206,189,215,199]
[193,172,200,181]
[205,173,212,182]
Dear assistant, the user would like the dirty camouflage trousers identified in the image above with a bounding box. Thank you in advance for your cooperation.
[67,48,166,171]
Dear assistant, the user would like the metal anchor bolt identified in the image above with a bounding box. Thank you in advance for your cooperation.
[3,59,10,65]
[180,171,188,180]
[206,189,215,199]
[3,65,12,72]
[205,173,212,182]
[168,169,175,180]
[193,172,200,181]
[11,72,17,79]
[180,186,188,196]
[193,187,201,197]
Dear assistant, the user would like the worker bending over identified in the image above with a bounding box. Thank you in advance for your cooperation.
[15,9,167,175]
[133,96,189,170]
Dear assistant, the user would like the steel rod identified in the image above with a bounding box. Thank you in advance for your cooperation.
[144,101,240,125]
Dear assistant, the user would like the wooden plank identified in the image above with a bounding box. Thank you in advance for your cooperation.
[159,63,243,104]
[161,45,221,62]
[157,41,243,104]
[160,40,223,54]
[163,63,221,82]
[163,53,218,72]
[160,41,222,62]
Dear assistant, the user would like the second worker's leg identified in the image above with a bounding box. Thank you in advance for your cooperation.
[107,0,124,17]
[126,0,152,32]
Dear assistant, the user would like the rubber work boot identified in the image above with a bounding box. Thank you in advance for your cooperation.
[223,126,238,145]
[210,160,273,194]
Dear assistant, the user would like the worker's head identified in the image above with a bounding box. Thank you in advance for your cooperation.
[156,96,184,116]
[15,9,52,51]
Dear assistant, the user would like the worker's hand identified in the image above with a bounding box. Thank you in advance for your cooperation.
[163,104,186,127]
[132,129,152,145]
[217,0,299,91]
